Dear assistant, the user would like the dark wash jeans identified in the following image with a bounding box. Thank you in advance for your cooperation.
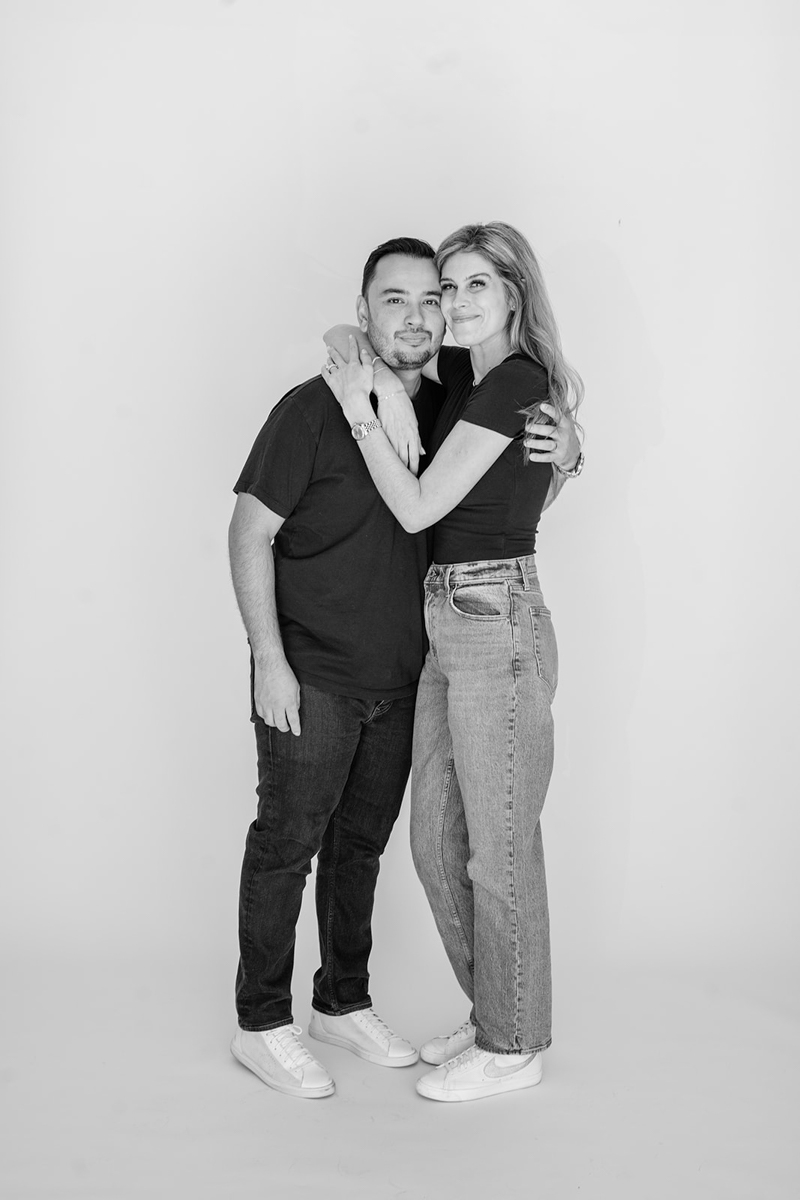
[236,681,415,1031]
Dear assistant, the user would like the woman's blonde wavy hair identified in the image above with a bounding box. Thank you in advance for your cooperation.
[435,222,584,445]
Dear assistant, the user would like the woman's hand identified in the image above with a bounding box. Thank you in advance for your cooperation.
[321,336,375,422]
[376,368,425,474]
[524,403,581,471]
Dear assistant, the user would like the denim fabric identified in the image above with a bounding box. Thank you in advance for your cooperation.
[236,683,414,1031]
[410,555,557,1055]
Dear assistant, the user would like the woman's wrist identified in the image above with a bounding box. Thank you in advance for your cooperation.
[342,388,374,424]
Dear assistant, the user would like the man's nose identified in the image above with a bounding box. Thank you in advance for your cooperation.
[405,303,424,326]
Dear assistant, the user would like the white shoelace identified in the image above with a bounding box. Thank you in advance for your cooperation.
[442,1019,475,1050]
[353,1008,396,1047]
[445,1044,487,1073]
[265,1024,317,1070]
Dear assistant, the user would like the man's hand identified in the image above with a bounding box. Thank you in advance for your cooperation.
[254,656,301,736]
[524,403,581,471]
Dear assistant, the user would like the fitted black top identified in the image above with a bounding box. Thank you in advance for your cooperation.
[428,347,552,564]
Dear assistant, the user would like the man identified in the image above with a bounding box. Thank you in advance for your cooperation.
[228,238,445,1099]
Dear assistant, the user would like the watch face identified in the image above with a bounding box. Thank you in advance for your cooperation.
[352,423,366,441]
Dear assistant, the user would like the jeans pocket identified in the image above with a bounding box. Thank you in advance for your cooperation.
[529,606,558,696]
[449,581,510,621]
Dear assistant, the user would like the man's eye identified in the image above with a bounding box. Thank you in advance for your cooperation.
[424,299,441,306]
[386,298,403,304]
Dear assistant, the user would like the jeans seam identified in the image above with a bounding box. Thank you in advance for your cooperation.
[238,1017,294,1034]
[435,757,474,973]
[311,999,372,1017]
[240,730,276,974]
[323,810,342,1013]
[475,1034,552,1055]
[509,606,523,1048]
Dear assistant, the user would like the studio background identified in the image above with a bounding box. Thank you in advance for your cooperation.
[1,2,797,1197]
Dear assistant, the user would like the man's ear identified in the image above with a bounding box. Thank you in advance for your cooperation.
[356,296,369,332]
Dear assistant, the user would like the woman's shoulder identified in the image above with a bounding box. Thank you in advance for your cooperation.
[475,354,548,405]
[492,353,548,386]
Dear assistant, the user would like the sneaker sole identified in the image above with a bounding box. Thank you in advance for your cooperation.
[230,1039,335,1099]
[308,1026,419,1068]
[416,1067,542,1102]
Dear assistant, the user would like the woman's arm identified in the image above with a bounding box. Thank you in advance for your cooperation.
[323,325,425,473]
[324,323,441,383]
[323,337,511,533]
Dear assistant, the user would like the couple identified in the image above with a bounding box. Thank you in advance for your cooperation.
[228,223,584,1104]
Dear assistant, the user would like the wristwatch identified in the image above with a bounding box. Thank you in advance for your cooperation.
[351,419,382,441]
[556,451,585,478]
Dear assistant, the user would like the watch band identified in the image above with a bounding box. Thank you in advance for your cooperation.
[556,451,584,478]
[351,419,382,441]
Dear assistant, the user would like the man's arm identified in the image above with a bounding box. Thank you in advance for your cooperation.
[228,492,301,736]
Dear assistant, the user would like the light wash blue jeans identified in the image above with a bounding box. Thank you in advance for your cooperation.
[410,555,557,1055]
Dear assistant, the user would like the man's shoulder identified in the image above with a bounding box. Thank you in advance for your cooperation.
[261,374,342,439]
[271,373,332,417]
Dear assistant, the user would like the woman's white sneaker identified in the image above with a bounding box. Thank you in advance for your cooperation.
[230,1025,335,1098]
[309,1007,419,1066]
[416,1044,543,1103]
[419,1018,476,1065]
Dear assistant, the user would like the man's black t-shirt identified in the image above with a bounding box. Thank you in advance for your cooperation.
[428,347,553,564]
[234,375,443,700]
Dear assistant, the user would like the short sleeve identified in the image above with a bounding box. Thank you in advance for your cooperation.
[233,396,317,518]
[461,357,548,439]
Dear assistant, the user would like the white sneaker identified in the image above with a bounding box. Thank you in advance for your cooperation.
[309,1007,419,1067]
[420,1018,476,1065]
[230,1025,335,1098]
[416,1044,543,1103]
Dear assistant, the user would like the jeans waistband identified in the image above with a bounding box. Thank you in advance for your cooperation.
[427,553,539,590]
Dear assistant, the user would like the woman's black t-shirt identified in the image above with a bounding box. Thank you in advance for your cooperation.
[428,347,553,564]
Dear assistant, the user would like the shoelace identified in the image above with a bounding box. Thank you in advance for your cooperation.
[266,1024,317,1070]
[444,1044,487,1073]
[443,1019,475,1050]
[353,1008,395,1047]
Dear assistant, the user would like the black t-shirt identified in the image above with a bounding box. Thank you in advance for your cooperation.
[234,374,443,700]
[428,347,552,564]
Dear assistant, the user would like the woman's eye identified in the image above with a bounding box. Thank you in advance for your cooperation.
[469,280,486,289]
[440,283,454,292]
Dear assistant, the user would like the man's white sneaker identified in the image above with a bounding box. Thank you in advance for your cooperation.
[416,1044,543,1103]
[309,1007,419,1067]
[230,1025,335,1098]
[419,1018,476,1065]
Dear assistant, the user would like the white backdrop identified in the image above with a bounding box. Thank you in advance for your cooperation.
[1,0,797,1124]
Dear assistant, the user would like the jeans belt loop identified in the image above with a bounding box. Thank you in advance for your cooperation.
[518,556,530,590]
[443,564,453,593]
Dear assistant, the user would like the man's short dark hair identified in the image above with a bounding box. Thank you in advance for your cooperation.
[360,237,436,299]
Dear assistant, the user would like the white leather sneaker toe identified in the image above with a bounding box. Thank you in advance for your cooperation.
[309,1007,419,1067]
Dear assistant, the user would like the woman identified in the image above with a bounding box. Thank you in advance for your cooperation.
[323,222,584,1103]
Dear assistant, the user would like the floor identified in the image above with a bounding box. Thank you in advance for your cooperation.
[2,951,797,1199]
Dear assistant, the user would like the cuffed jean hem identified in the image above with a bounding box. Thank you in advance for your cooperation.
[238,1016,295,1033]
[310,998,373,1018]
[474,1034,552,1055]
